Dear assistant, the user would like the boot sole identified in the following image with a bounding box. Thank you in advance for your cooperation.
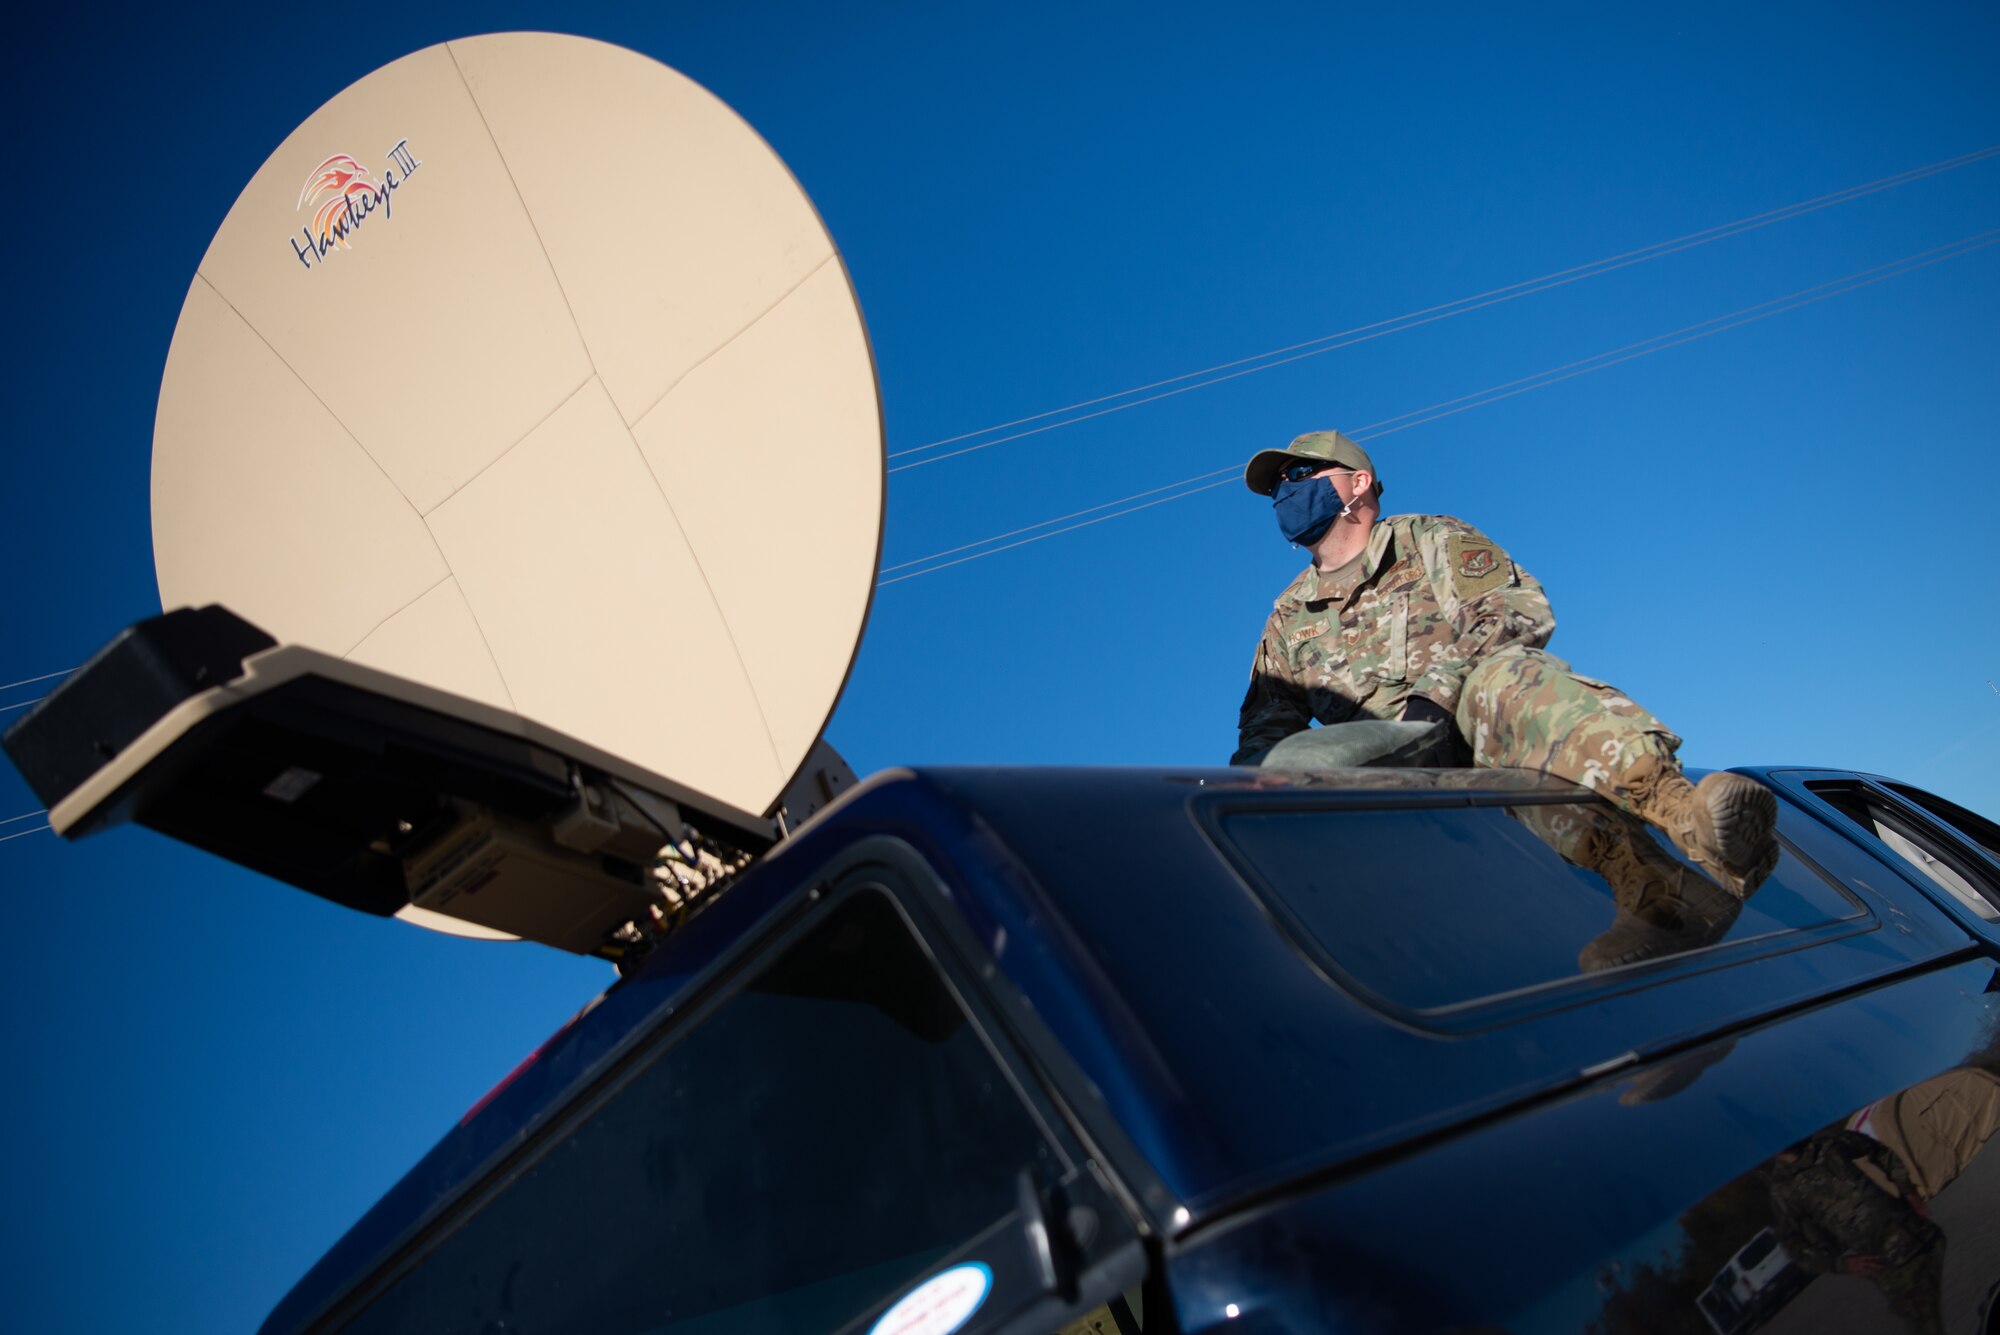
[1700,772,1779,873]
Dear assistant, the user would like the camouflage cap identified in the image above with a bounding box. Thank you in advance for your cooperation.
[1243,429,1383,496]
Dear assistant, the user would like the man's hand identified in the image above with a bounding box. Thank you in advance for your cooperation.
[1840,1254,1885,1278]
[1400,695,1453,728]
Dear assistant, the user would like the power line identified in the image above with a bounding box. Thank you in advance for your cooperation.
[877,477,1241,586]
[0,668,72,695]
[1908,715,2000,774]
[1,810,47,826]
[878,469,1246,574]
[8,165,1999,700]
[1353,228,2000,443]
[0,824,52,845]
[887,144,2000,474]
[879,226,2000,586]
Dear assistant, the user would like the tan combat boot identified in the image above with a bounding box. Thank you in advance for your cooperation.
[1623,757,1780,900]
[1572,812,1744,971]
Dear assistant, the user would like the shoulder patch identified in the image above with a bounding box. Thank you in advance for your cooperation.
[1445,533,1511,598]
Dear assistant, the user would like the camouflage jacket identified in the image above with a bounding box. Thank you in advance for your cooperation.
[1233,513,1556,764]
[1767,1129,1937,1274]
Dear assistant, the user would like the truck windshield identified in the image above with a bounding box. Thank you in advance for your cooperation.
[325,888,1059,1334]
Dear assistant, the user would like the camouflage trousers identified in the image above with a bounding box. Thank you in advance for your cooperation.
[1458,647,1683,817]
[1874,1229,1946,1335]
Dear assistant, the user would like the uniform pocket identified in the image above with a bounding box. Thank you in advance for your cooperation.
[1338,597,1408,685]
[1383,594,1410,682]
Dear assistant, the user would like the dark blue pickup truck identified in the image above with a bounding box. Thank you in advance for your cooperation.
[258,765,2000,1335]
[37,31,1989,1332]
[11,614,2000,1335]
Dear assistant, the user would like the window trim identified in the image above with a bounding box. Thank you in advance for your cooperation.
[1880,780,2000,869]
[865,837,1178,1241]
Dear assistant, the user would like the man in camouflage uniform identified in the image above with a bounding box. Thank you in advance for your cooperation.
[1235,429,1780,897]
[1766,1128,1946,1335]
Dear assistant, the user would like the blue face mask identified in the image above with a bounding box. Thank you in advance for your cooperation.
[1272,475,1349,546]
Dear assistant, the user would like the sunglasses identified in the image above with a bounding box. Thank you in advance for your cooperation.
[1279,460,1353,484]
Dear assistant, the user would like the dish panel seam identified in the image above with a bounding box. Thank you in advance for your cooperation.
[443,37,805,795]
[188,271,455,574]
[627,252,837,433]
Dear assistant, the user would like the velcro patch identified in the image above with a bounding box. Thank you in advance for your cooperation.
[1446,534,1511,598]
[1286,619,1330,647]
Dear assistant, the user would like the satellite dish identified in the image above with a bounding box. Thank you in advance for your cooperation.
[151,33,881,820]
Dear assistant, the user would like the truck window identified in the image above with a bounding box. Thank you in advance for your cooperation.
[1807,780,2000,922]
[325,887,1087,1334]
[1881,780,2000,865]
[1208,800,1861,1016]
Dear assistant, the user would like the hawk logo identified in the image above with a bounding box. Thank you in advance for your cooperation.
[1460,546,1496,578]
[297,154,378,251]
[288,139,422,271]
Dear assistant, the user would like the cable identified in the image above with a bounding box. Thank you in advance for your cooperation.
[878,226,2000,585]
[1907,715,2000,774]
[1354,229,2000,444]
[0,668,72,695]
[877,478,1240,586]
[1,810,47,827]
[891,144,2000,464]
[0,824,52,845]
[1365,231,2000,436]
[886,144,2000,473]
[1,696,48,714]
[878,468,1247,573]
[882,228,2000,581]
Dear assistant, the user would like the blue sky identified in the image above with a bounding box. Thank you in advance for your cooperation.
[3,2,1997,1331]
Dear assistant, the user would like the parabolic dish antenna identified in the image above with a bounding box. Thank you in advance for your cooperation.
[152,33,882,820]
